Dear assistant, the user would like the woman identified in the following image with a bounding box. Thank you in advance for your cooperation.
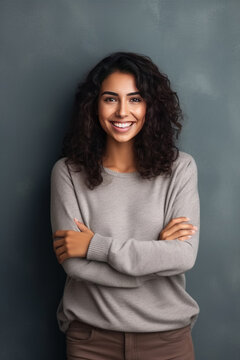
[50,51,200,360]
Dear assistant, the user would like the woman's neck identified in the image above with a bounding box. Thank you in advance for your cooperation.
[102,138,136,172]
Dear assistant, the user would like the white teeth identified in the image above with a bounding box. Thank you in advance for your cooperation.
[112,122,133,128]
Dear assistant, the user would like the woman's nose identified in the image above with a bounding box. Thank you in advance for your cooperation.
[116,100,129,117]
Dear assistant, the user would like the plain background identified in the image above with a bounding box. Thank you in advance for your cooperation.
[1,1,239,359]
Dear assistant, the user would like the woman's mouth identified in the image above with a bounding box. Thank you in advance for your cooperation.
[110,121,134,132]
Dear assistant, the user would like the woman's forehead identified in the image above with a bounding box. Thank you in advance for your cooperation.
[100,71,138,93]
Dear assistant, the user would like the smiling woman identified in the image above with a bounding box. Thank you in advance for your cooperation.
[59,51,184,184]
[50,51,199,360]
[97,71,147,171]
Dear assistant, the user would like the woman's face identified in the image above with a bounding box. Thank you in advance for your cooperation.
[97,71,147,143]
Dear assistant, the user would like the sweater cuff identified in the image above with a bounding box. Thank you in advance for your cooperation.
[86,233,113,262]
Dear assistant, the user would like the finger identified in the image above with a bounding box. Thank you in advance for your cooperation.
[53,230,64,238]
[167,229,195,240]
[75,220,89,232]
[58,252,69,264]
[56,251,64,263]
[164,223,195,238]
[177,235,192,241]
[53,230,69,239]
[164,217,190,231]
[55,245,66,257]
[74,218,81,225]
[53,238,65,249]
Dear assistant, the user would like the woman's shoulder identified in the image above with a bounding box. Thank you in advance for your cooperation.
[51,156,68,171]
[172,150,198,176]
[51,156,85,179]
[50,156,73,179]
[177,150,196,164]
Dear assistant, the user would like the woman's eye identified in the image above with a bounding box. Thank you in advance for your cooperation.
[130,98,141,102]
[103,97,142,103]
[104,97,116,102]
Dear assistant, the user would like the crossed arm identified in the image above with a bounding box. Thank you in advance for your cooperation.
[85,158,200,277]
[50,156,200,285]
[50,159,156,288]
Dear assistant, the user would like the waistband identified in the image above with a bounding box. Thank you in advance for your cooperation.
[69,319,191,336]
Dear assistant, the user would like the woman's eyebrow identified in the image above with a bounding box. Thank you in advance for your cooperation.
[101,91,141,96]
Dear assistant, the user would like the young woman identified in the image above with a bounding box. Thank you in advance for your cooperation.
[50,51,200,360]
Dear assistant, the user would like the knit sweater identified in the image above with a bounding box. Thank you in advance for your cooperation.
[50,151,200,334]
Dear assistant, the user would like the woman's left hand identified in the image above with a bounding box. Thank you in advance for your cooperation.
[52,219,95,264]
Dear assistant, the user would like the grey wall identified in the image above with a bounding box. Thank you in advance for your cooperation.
[1,0,239,359]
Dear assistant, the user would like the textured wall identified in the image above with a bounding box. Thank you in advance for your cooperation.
[1,1,239,359]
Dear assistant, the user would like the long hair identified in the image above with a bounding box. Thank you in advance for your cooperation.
[60,51,184,190]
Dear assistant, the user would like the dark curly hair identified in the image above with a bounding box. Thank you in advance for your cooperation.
[60,51,184,190]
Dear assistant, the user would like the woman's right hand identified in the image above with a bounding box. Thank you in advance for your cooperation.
[159,217,198,241]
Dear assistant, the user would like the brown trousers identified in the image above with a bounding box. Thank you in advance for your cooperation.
[66,319,195,360]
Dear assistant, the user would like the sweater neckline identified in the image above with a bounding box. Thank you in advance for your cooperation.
[102,166,139,178]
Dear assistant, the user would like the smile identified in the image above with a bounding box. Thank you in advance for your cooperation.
[110,121,134,132]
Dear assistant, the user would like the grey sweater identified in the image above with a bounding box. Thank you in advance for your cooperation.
[50,151,200,334]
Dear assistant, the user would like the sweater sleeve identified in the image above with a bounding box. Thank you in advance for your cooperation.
[86,156,200,277]
[50,158,156,288]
